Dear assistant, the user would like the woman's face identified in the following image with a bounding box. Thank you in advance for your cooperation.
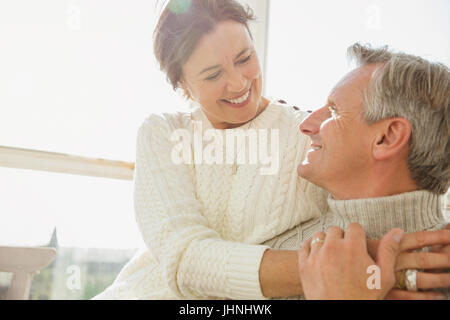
[181,20,268,129]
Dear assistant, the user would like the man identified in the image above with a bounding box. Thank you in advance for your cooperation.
[264,43,450,299]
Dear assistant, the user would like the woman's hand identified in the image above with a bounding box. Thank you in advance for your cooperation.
[297,223,403,300]
[367,225,450,299]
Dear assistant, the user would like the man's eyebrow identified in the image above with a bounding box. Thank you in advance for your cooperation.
[327,98,338,109]
[326,99,333,107]
[198,47,250,76]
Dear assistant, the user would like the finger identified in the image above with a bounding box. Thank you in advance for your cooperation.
[367,239,380,259]
[435,245,450,254]
[344,223,367,251]
[326,226,344,243]
[298,238,312,266]
[418,271,450,290]
[400,230,450,251]
[395,251,450,271]
[310,231,326,255]
[376,228,404,274]
[430,245,443,253]
[385,289,447,300]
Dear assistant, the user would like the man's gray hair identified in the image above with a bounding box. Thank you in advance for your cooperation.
[347,43,450,194]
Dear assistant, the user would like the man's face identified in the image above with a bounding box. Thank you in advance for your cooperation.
[297,65,381,199]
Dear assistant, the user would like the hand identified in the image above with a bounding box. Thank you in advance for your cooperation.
[297,223,403,300]
[429,223,450,272]
[367,225,450,299]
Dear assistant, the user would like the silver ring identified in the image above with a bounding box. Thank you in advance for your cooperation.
[405,269,418,291]
[311,238,325,246]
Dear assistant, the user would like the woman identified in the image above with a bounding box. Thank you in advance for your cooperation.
[93,0,449,300]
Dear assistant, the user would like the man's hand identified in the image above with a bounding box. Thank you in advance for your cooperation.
[297,223,403,300]
[367,225,450,299]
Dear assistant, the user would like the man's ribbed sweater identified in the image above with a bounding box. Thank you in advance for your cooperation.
[93,100,329,300]
[264,190,449,299]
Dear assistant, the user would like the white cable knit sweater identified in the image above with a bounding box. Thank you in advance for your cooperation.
[93,100,329,300]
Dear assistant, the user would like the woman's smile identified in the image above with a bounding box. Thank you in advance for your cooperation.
[220,86,252,108]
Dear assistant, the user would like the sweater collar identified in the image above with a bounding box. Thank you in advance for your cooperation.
[191,98,283,131]
[327,190,447,239]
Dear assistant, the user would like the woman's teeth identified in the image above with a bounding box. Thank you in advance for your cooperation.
[225,90,250,104]
[312,146,322,151]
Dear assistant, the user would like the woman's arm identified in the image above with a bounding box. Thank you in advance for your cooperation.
[261,227,450,299]
[297,224,403,300]
[259,249,303,297]
[134,114,269,299]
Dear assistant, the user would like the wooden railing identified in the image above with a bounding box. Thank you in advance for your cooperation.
[0,145,134,181]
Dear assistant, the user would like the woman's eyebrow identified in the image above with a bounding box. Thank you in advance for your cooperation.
[198,64,221,76]
[198,47,250,76]
[234,47,250,60]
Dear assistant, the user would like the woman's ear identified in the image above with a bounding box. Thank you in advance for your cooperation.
[372,118,412,161]
[179,78,194,101]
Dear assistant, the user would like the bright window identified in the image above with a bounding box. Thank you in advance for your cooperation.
[265,0,449,109]
[0,0,185,299]
[0,0,189,161]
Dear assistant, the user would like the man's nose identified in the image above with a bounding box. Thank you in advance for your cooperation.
[299,108,326,135]
[226,69,247,93]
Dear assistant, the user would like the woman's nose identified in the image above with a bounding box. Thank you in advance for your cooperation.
[226,70,247,93]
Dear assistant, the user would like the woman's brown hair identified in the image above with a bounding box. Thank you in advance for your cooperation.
[153,0,255,98]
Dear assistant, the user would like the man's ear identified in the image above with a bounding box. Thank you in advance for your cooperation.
[372,118,411,161]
